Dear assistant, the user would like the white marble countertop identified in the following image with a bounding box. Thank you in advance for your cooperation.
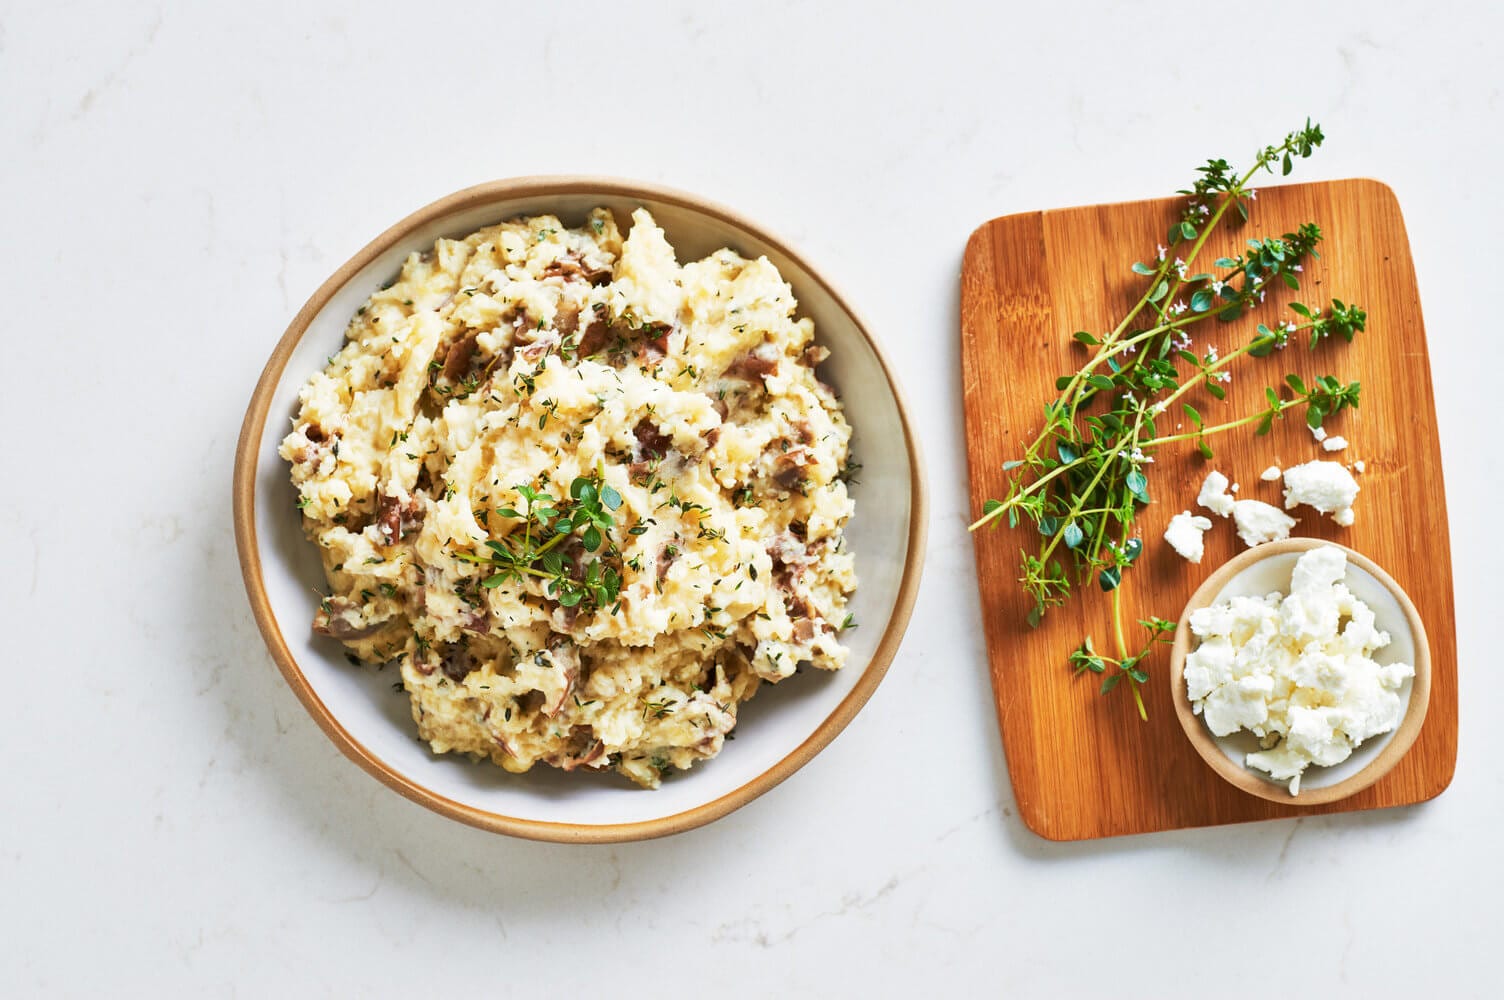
[3,1,1495,995]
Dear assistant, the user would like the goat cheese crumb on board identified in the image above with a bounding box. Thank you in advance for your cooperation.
[1283,460,1360,526]
[1197,470,1236,518]
[1164,511,1214,563]
[1232,499,1297,547]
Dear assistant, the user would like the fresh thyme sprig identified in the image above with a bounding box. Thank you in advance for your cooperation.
[1027,121,1326,453]
[969,121,1368,716]
[976,303,1364,615]
[1070,611,1177,721]
[455,474,625,612]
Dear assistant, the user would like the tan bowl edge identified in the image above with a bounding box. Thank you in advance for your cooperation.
[1168,538,1432,807]
[232,176,930,843]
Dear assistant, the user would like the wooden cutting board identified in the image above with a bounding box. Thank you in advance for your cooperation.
[960,178,1457,841]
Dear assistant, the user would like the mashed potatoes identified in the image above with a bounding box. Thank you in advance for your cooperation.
[280,208,857,787]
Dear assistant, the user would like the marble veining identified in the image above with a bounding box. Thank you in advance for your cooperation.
[0,1,1493,995]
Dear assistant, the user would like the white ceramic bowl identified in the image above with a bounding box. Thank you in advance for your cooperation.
[1169,539,1431,805]
[234,178,927,842]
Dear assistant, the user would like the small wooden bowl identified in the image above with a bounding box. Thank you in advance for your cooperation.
[1168,538,1431,806]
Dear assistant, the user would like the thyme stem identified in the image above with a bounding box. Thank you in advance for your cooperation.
[968,121,1366,715]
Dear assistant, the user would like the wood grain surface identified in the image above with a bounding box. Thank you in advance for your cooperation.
[960,179,1457,841]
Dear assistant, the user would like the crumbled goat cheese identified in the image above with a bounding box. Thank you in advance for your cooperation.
[1333,507,1356,527]
[1283,460,1360,517]
[1197,470,1236,518]
[1352,460,1365,474]
[1322,435,1349,452]
[1232,499,1297,547]
[1309,424,1327,442]
[1231,482,1241,493]
[1164,511,1214,563]
[1184,546,1414,795]
[1260,465,1282,482]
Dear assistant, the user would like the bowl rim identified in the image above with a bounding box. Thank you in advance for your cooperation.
[1168,538,1431,806]
[231,175,929,843]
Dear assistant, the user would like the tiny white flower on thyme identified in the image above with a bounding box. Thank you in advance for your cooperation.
[1205,345,1220,362]
[1122,341,1138,355]
[1156,243,1167,260]
[1170,300,1188,316]
[1174,257,1187,278]
[1247,188,1258,200]
[1127,448,1153,464]
[1257,289,1266,303]
[1174,331,1193,351]
[1150,401,1168,416]
[1292,264,1303,272]
[1198,203,1211,217]
[1216,371,1232,383]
